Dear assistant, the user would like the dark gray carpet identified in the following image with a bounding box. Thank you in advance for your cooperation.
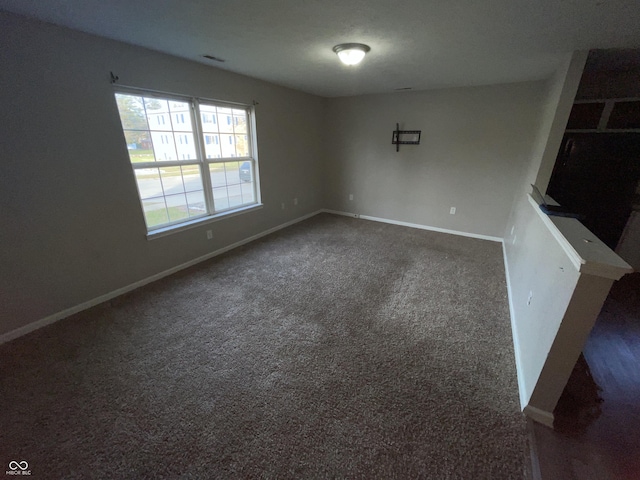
[0,213,529,479]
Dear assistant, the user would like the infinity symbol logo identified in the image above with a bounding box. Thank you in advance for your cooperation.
[8,461,28,470]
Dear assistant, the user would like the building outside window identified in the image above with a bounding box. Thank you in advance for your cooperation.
[114,91,259,232]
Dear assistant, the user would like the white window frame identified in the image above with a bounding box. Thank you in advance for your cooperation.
[114,87,261,237]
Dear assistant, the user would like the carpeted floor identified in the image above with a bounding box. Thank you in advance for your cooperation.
[0,213,529,479]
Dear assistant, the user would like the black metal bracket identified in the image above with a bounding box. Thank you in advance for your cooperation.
[392,123,421,152]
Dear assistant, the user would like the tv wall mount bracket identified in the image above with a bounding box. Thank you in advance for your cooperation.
[392,123,421,152]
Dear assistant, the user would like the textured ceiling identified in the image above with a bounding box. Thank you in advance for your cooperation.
[1,0,640,97]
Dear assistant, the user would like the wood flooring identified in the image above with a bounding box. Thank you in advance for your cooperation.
[530,272,640,480]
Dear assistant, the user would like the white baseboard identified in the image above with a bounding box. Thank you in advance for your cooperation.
[322,209,503,243]
[523,405,554,428]
[502,243,528,411]
[321,209,360,218]
[0,210,323,345]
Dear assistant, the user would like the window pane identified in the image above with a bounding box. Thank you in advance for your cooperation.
[144,98,172,132]
[149,131,177,161]
[169,101,192,132]
[174,133,197,160]
[181,165,203,192]
[241,182,255,204]
[210,163,227,188]
[233,109,247,133]
[227,183,244,209]
[200,104,219,133]
[204,134,222,159]
[165,193,190,222]
[225,161,240,185]
[212,187,230,211]
[115,93,199,164]
[135,168,164,199]
[200,106,249,160]
[217,107,234,133]
[142,197,169,228]
[126,131,154,163]
[220,134,236,157]
[209,161,255,212]
[235,135,249,157]
[115,94,149,131]
[239,161,253,183]
[160,166,185,195]
[186,191,206,216]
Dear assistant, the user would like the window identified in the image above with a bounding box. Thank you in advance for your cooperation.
[203,114,218,125]
[114,91,259,232]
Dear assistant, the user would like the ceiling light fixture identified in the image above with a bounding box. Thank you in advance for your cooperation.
[332,43,370,66]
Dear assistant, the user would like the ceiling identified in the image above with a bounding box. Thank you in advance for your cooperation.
[1,0,640,97]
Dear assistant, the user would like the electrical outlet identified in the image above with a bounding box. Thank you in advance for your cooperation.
[206,230,213,240]
[349,194,354,201]
[450,207,456,215]
[527,291,533,306]
[293,198,298,206]
[281,202,285,210]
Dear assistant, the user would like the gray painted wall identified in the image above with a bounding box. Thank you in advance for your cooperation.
[0,13,325,335]
[324,84,545,238]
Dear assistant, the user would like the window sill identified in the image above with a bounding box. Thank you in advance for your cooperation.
[146,203,263,240]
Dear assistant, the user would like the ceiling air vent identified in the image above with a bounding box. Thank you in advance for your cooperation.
[202,55,225,62]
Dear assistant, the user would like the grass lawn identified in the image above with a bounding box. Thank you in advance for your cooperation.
[145,205,204,227]
[129,149,155,163]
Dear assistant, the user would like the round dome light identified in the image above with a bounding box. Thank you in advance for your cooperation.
[332,43,371,66]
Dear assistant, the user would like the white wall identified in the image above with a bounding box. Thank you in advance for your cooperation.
[324,83,545,239]
[503,52,591,418]
[505,201,581,405]
[0,12,325,336]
